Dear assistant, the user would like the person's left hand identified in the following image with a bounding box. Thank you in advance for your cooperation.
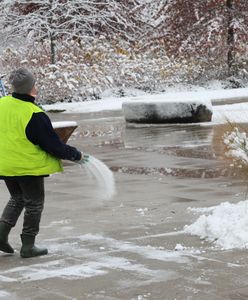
[77,153,90,164]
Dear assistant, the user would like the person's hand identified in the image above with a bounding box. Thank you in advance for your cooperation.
[77,153,90,164]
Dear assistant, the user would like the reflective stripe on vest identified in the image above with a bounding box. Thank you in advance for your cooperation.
[0,95,63,176]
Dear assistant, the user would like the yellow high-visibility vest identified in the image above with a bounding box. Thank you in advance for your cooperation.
[0,95,63,176]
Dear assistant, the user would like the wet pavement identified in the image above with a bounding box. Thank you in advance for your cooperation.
[0,111,248,300]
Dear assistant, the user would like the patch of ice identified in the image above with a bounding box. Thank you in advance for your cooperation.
[0,238,177,283]
[22,262,107,281]
[185,200,248,249]
[0,275,17,283]
[78,233,190,263]
[0,291,11,298]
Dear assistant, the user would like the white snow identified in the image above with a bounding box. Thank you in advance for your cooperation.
[212,103,248,124]
[43,87,248,124]
[44,96,123,113]
[78,233,197,262]
[174,244,187,251]
[223,128,248,164]
[52,121,77,128]
[136,208,148,216]
[184,200,248,249]
[0,234,187,283]
[0,291,11,298]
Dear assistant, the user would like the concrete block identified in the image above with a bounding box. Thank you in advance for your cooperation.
[122,100,212,124]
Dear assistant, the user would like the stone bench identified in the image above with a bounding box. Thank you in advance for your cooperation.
[122,100,212,124]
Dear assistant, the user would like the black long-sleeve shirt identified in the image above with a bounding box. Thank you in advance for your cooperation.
[14,92,81,161]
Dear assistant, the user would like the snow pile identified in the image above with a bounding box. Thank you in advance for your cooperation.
[224,127,248,164]
[184,200,248,249]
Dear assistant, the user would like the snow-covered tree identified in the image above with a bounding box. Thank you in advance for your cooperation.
[0,0,140,64]
[1,0,248,103]
[138,0,248,79]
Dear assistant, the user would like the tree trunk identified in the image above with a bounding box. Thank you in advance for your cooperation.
[50,32,56,64]
[226,0,234,76]
[49,0,56,65]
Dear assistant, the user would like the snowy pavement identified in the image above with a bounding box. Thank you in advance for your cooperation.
[1,111,248,299]
[43,87,248,125]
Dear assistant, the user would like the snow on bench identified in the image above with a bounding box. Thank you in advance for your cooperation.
[122,98,213,124]
[52,121,78,143]
[52,121,78,129]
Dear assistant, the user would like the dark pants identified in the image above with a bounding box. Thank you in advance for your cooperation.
[0,177,45,236]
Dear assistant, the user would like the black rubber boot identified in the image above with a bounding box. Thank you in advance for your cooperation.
[20,234,48,258]
[0,222,14,254]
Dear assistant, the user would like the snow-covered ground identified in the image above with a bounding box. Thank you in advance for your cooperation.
[212,103,248,124]
[44,87,248,124]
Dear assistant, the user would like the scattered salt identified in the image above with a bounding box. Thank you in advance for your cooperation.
[174,244,186,251]
[136,208,148,216]
[81,155,115,200]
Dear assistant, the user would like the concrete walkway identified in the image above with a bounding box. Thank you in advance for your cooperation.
[0,111,247,300]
